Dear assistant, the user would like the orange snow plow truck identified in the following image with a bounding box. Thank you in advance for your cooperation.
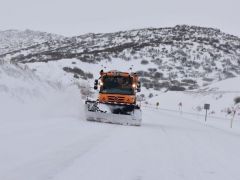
[85,70,142,126]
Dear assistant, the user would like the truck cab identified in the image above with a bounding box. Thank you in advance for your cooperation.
[94,70,141,105]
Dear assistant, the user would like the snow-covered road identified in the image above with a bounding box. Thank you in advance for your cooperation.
[1,107,240,180]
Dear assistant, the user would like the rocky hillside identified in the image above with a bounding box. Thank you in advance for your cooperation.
[1,25,240,91]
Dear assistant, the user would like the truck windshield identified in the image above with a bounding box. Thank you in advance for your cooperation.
[100,76,134,95]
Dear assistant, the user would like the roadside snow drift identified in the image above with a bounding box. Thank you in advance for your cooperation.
[0,63,83,121]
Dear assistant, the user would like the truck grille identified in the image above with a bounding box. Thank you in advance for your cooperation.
[107,96,125,103]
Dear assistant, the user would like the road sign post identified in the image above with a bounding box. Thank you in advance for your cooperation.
[204,104,210,122]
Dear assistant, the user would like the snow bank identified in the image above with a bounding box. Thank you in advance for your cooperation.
[0,63,83,121]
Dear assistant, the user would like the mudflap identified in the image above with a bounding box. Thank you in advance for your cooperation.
[85,100,142,126]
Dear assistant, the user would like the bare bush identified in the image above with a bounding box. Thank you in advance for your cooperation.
[141,60,149,65]
[234,97,240,104]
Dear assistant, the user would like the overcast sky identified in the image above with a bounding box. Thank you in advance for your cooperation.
[0,0,239,37]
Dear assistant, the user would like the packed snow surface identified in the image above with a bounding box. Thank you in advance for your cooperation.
[1,105,240,180]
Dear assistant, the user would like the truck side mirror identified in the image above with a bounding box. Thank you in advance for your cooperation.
[94,79,98,90]
[137,82,141,92]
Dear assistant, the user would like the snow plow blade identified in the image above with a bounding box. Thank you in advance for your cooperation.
[85,100,142,126]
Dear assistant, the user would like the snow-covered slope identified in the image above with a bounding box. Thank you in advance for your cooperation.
[202,76,240,92]
[144,77,240,120]
[0,62,81,120]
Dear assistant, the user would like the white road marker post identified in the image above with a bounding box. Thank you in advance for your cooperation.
[230,110,236,128]
[178,102,183,114]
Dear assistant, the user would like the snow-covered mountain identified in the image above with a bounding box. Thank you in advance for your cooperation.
[0,29,65,55]
[1,25,240,91]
